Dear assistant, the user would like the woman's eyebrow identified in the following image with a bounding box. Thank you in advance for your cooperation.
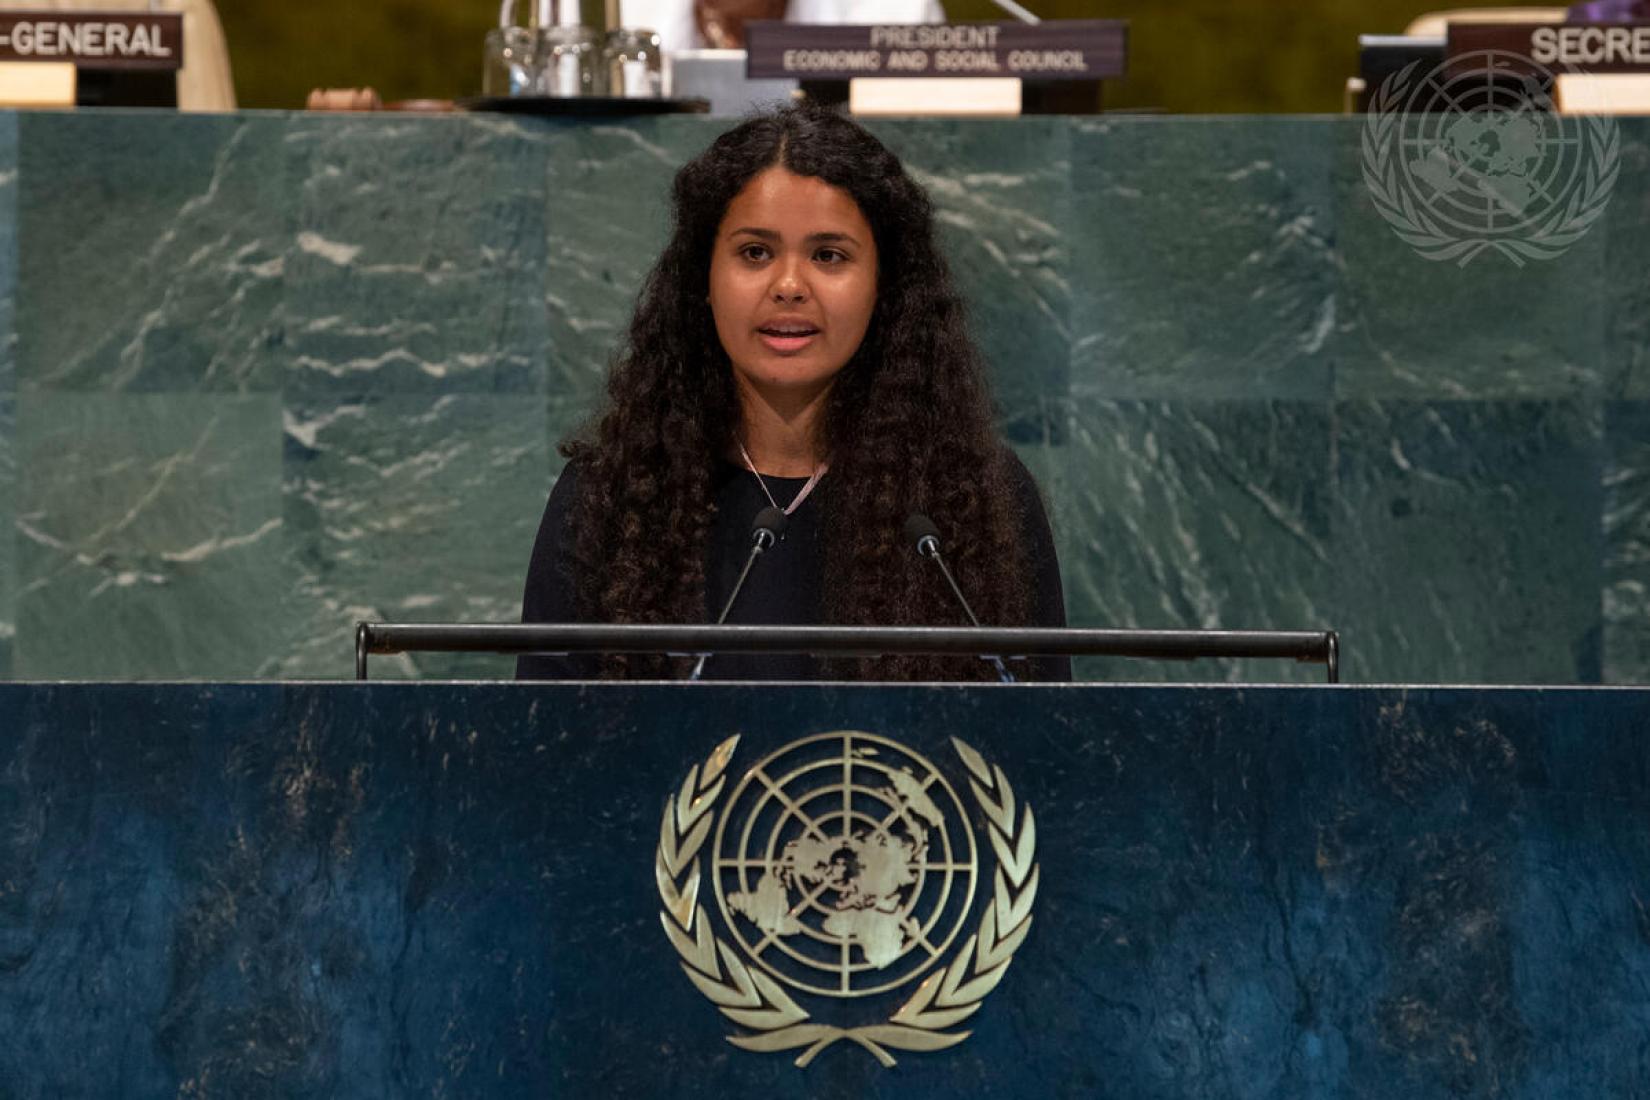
[726,226,862,246]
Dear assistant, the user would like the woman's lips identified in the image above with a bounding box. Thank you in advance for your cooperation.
[758,326,819,354]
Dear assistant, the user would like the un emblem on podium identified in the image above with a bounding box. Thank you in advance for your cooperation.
[1361,49,1619,267]
[655,731,1038,1067]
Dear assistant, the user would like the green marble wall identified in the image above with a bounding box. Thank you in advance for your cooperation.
[0,109,1642,685]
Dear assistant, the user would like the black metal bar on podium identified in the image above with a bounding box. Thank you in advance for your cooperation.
[355,622,1341,684]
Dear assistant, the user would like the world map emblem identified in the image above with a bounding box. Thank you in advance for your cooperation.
[655,731,1038,1067]
[1360,50,1618,266]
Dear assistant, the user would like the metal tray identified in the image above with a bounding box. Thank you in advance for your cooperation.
[456,95,710,115]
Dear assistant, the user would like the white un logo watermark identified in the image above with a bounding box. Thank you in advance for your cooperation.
[1360,49,1619,266]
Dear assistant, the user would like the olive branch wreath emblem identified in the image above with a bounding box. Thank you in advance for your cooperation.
[1361,58,1618,267]
[655,733,1038,1068]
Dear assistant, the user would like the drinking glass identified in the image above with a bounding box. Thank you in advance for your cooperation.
[604,28,664,98]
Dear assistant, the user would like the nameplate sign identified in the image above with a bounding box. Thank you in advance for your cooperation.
[745,20,1127,81]
[0,11,182,71]
[1448,21,1650,73]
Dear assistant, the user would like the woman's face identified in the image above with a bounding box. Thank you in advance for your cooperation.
[708,166,878,408]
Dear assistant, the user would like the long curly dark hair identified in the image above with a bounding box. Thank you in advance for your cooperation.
[563,104,1033,679]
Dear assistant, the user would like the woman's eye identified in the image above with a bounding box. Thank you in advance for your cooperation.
[739,243,770,262]
[815,248,848,264]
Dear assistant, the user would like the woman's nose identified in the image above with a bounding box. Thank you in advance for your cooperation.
[770,260,808,303]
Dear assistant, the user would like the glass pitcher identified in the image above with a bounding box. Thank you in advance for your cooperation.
[482,0,539,97]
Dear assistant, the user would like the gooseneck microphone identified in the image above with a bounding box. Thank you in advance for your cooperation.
[904,513,1016,684]
[689,506,788,681]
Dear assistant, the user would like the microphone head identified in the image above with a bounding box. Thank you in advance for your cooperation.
[752,506,788,548]
[904,513,941,555]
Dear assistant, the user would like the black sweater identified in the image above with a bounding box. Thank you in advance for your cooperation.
[516,455,1069,681]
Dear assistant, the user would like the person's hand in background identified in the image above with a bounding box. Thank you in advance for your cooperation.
[305,86,382,111]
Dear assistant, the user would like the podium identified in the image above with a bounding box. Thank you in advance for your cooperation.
[1,681,1647,1095]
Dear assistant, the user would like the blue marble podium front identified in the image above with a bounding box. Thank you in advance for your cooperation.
[2,682,1647,1097]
